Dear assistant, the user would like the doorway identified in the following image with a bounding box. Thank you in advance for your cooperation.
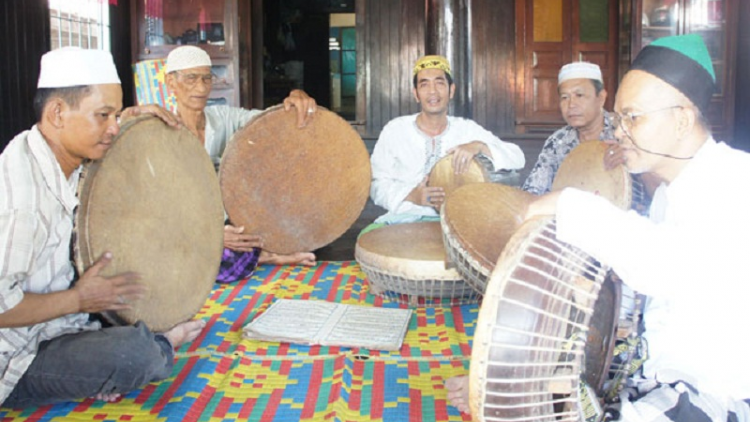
[260,0,356,120]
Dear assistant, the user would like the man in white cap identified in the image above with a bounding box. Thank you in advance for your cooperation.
[164,45,316,283]
[521,61,617,195]
[0,47,205,408]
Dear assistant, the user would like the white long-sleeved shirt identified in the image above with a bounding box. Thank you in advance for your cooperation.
[203,105,262,167]
[556,138,750,400]
[370,114,525,223]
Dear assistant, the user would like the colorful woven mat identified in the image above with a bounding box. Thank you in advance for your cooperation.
[0,262,477,422]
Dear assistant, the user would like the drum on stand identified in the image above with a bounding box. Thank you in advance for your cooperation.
[75,116,224,332]
[355,221,478,306]
[440,183,534,295]
[219,106,371,254]
[427,154,493,198]
[468,217,612,421]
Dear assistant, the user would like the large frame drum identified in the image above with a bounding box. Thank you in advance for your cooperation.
[76,116,224,332]
[440,184,534,295]
[469,217,611,421]
[428,154,493,198]
[355,221,478,306]
[219,106,371,254]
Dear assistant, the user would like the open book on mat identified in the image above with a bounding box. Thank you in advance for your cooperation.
[242,299,413,351]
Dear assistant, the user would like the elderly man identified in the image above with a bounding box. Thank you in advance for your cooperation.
[164,46,316,283]
[522,62,616,195]
[524,34,750,420]
[0,47,205,409]
[369,55,524,225]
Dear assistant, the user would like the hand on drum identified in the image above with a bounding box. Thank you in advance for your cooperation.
[408,177,445,209]
[224,225,264,252]
[447,141,489,174]
[603,140,626,170]
[283,89,317,128]
[119,104,182,128]
[74,252,146,313]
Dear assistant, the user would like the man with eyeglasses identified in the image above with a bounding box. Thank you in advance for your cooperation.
[525,34,750,420]
[165,46,317,283]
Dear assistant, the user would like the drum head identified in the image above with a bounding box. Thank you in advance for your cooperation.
[76,116,224,332]
[428,154,491,198]
[551,141,632,210]
[356,221,455,277]
[442,184,533,272]
[220,106,371,254]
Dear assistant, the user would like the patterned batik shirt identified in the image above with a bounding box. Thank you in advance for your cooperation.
[0,126,97,403]
[522,111,616,195]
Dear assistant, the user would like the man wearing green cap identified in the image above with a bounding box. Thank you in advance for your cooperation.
[369,55,524,225]
[517,34,750,420]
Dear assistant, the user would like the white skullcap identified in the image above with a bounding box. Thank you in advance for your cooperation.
[166,46,212,73]
[558,62,603,85]
[37,47,120,88]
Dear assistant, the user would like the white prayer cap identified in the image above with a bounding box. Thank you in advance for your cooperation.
[37,47,120,88]
[558,62,603,85]
[166,46,212,73]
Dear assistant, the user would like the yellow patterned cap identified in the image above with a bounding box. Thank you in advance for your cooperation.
[413,55,452,77]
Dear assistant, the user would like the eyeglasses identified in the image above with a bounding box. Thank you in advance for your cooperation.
[176,72,217,87]
[612,105,683,136]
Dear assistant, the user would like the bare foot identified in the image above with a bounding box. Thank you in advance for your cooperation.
[259,251,316,266]
[446,375,470,414]
[163,319,206,348]
[94,392,121,402]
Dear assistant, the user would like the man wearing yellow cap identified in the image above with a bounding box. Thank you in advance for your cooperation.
[0,47,205,408]
[369,55,524,224]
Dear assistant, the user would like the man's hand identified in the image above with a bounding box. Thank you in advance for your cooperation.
[224,224,264,252]
[283,89,317,128]
[73,252,146,314]
[446,141,490,174]
[603,140,626,170]
[406,177,446,209]
[120,104,182,128]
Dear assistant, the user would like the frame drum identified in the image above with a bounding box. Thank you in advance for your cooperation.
[440,183,534,295]
[219,106,371,254]
[551,141,633,210]
[469,217,611,421]
[76,116,224,332]
[355,222,478,305]
[428,154,493,198]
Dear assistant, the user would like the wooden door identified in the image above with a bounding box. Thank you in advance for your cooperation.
[515,0,618,134]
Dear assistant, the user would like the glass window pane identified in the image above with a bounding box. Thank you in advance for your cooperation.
[342,74,356,98]
[342,27,356,50]
[579,0,608,43]
[342,51,356,74]
[533,0,563,42]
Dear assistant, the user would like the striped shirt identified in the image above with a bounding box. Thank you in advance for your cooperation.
[0,126,97,403]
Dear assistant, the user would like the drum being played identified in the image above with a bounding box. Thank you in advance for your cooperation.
[468,217,611,421]
[355,222,478,306]
[440,183,534,295]
[428,154,493,198]
[551,141,633,210]
[219,106,371,254]
[76,116,224,332]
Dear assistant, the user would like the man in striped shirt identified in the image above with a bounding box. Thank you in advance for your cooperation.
[0,47,205,408]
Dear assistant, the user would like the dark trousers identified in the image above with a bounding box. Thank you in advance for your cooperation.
[2,322,174,408]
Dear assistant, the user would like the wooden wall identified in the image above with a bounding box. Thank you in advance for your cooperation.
[362,0,425,137]
[471,0,517,137]
[0,0,50,150]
